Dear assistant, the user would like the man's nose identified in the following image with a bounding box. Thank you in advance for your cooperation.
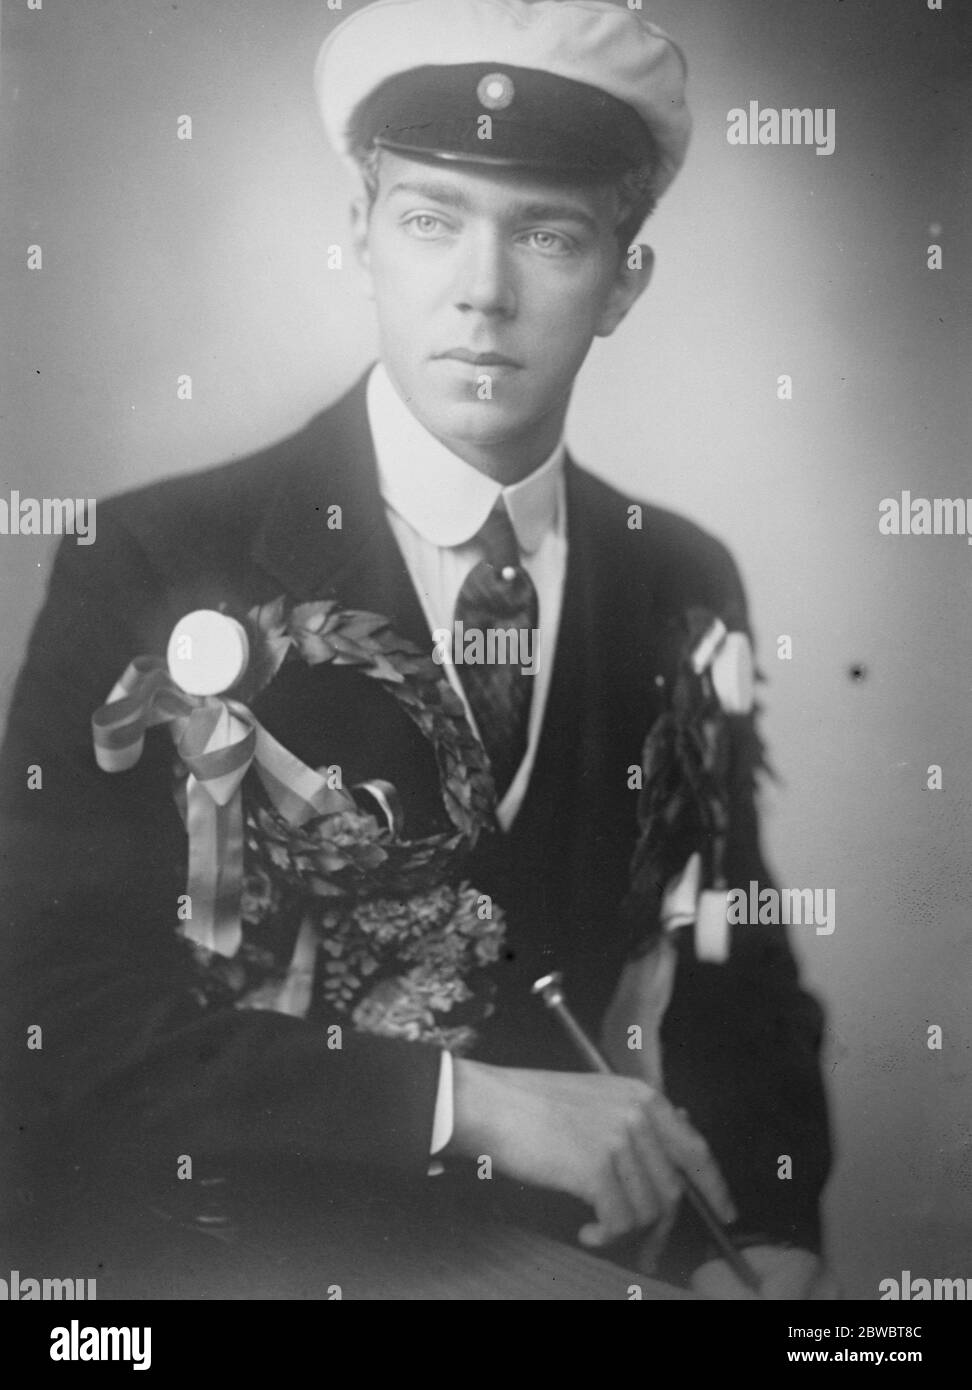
[453,229,516,318]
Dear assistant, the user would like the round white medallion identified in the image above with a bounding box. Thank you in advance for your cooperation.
[167,610,249,696]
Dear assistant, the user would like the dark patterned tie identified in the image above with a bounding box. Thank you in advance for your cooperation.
[453,500,539,802]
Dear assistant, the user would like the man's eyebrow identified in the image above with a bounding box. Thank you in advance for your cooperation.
[384,180,601,232]
[512,200,600,234]
[384,180,473,208]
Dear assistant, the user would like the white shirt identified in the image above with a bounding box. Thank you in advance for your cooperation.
[367,362,568,832]
[365,362,570,1159]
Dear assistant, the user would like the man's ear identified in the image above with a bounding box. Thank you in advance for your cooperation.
[350,196,375,298]
[594,244,654,338]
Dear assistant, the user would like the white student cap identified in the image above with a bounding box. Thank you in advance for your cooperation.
[314,0,691,197]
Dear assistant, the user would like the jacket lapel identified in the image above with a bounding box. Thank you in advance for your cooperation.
[510,458,670,835]
[249,373,431,648]
[248,385,671,841]
[246,374,446,834]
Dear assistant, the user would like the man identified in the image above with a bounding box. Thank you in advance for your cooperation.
[0,0,832,1299]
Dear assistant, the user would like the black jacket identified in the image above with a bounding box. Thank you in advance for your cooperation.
[0,375,831,1270]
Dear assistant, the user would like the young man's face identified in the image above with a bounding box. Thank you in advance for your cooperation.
[352,149,650,472]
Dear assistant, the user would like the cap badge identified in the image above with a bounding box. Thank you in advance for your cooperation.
[476,72,515,111]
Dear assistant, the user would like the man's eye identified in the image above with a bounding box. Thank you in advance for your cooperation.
[522,229,572,255]
[402,213,449,237]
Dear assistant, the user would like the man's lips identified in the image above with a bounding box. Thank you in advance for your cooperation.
[433,348,522,368]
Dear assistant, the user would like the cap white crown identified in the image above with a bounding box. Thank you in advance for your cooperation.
[314,0,691,197]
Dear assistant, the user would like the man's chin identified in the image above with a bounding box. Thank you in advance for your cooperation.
[409,396,542,451]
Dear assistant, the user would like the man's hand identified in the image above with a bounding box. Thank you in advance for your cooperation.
[448,1059,736,1249]
[691,1246,840,1300]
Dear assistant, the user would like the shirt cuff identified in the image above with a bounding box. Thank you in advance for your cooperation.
[427,1051,454,1175]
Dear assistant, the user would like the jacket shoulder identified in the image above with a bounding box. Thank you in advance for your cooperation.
[569,462,751,629]
[89,377,370,586]
[99,419,318,557]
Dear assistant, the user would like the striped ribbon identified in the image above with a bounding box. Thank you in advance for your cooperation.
[91,656,353,958]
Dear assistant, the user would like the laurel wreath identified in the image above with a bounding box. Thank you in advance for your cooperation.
[185,595,505,1050]
[620,606,766,957]
[237,594,496,847]
[185,596,755,1036]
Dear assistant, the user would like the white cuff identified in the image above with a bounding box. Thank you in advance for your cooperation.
[427,1051,454,1175]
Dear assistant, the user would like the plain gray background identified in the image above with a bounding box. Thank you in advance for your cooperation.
[2,0,970,1298]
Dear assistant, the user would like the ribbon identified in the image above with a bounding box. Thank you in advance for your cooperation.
[92,656,354,957]
[691,620,755,716]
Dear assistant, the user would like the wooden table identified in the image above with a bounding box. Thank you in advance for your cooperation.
[6,1193,691,1300]
[229,1208,694,1300]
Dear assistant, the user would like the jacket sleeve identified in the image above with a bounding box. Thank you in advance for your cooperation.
[660,542,833,1255]
[0,518,442,1223]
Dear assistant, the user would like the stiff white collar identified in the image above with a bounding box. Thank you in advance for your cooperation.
[366,362,565,553]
